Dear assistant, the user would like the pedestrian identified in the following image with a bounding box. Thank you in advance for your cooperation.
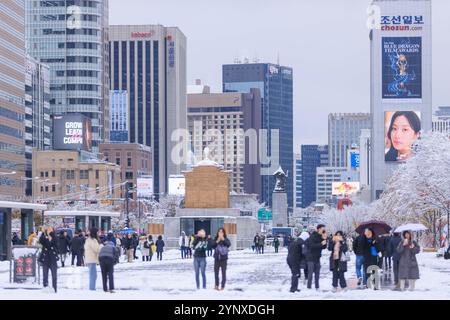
[211,228,231,291]
[70,230,85,266]
[84,227,101,291]
[389,232,402,288]
[147,235,155,261]
[305,224,327,290]
[273,236,280,253]
[207,235,214,257]
[57,231,70,267]
[258,234,265,254]
[123,233,134,263]
[99,233,119,293]
[362,228,381,289]
[192,229,208,290]
[353,233,366,288]
[298,231,309,284]
[156,235,165,260]
[179,231,189,259]
[383,234,393,270]
[132,233,139,260]
[139,236,150,261]
[27,231,37,246]
[328,231,348,292]
[254,233,260,254]
[38,230,59,293]
[188,234,195,258]
[396,231,420,291]
[12,232,22,245]
[286,234,303,293]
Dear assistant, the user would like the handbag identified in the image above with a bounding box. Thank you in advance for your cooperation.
[340,251,351,262]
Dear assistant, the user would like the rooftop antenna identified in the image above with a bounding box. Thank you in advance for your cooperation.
[277,51,280,65]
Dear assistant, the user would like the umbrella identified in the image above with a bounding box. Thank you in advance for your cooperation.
[118,227,136,234]
[355,220,392,236]
[395,223,428,233]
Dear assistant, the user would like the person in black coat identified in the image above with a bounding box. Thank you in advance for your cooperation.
[132,234,139,260]
[39,231,59,293]
[383,235,392,270]
[70,230,85,266]
[353,234,366,286]
[211,228,231,290]
[389,232,403,287]
[361,228,381,288]
[328,231,348,292]
[305,224,327,290]
[287,236,303,293]
[57,231,70,267]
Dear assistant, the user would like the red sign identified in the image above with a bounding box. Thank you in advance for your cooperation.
[131,31,154,38]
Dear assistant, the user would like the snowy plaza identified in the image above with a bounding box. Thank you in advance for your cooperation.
[1,247,449,300]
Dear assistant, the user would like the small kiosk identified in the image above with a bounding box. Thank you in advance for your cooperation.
[43,210,120,233]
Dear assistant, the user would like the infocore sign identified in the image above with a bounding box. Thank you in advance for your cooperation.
[131,31,154,38]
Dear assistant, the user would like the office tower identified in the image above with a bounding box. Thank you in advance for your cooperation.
[25,0,110,152]
[316,167,348,204]
[294,154,302,208]
[109,90,128,142]
[328,113,371,168]
[187,88,261,196]
[299,145,328,208]
[24,55,51,196]
[370,0,432,200]
[109,25,187,196]
[0,0,26,200]
[223,63,293,208]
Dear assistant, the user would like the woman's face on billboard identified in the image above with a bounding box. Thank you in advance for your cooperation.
[390,115,418,155]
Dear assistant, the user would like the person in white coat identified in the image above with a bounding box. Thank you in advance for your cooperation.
[84,228,101,291]
[179,231,190,259]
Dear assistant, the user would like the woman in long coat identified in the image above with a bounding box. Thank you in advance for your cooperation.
[397,230,420,291]
[327,231,348,292]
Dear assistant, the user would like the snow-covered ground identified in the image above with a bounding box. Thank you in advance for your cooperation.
[0,247,449,300]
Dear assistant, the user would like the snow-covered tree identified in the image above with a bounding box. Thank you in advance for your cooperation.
[379,132,450,229]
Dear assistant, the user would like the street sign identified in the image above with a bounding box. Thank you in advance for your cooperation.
[258,208,273,221]
[10,246,40,284]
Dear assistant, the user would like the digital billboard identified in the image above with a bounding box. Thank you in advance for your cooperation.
[350,153,360,168]
[382,37,422,99]
[53,114,92,151]
[384,111,421,162]
[332,182,360,196]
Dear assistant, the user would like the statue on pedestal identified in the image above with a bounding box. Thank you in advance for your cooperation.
[273,167,288,193]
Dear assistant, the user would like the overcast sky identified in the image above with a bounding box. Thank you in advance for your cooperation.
[109,0,450,153]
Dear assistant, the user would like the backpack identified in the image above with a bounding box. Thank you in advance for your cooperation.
[216,244,229,260]
[144,241,149,249]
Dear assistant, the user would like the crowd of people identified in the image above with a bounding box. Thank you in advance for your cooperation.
[286,224,423,293]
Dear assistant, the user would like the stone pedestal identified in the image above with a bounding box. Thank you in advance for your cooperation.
[272,192,287,227]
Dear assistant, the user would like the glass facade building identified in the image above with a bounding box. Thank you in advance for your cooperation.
[223,63,294,208]
[328,113,371,168]
[109,90,128,142]
[25,0,110,152]
[0,0,26,200]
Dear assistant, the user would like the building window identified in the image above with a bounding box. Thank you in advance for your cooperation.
[52,170,56,177]
[52,185,56,192]
[66,170,75,180]
[80,170,89,179]
[125,172,133,179]
[95,170,99,179]
[127,158,132,167]
[96,184,99,194]
[40,171,44,178]
[45,186,49,192]
[116,158,120,165]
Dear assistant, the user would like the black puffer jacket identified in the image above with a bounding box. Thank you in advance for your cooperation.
[305,232,327,263]
[70,235,85,254]
[287,238,302,268]
[57,234,70,254]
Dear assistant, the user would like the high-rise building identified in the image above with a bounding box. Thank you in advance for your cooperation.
[294,154,302,208]
[109,90,128,142]
[187,89,261,196]
[432,106,450,136]
[109,25,187,197]
[25,0,110,152]
[299,145,328,208]
[370,0,432,200]
[24,55,51,196]
[316,167,348,204]
[328,113,371,168]
[223,63,293,208]
[0,0,26,200]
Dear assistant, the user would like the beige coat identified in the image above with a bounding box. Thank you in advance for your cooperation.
[84,237,101,264]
